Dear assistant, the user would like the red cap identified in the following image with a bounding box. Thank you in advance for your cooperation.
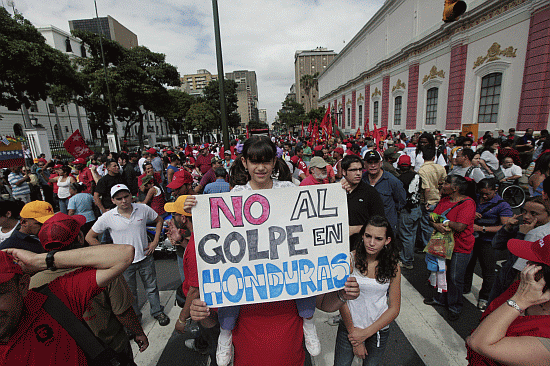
[396,143,406,150]
[508,234,550,266]
[167,169,193,189]
[38,213,87,251]
[398,155,412,166]
[346,143,352,148]
[290,155,300,165]
[53,164,63,169]
[147,148,157,155]
[38,158,47,164]
[71,158,87,165]
[333,147,344,155]
[0,251,23,284]
[314,145,323,151]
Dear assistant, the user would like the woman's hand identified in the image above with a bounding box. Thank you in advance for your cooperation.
[475,212,483,220]
[184,195,197,213]
[190,299,210,321]
[342,277,360,300]
[340,179,352,193]
[352,342,367,359]
[433,222,451,234]
[504,214,520,231]
[348,327,369,347]
[510,263,550,310]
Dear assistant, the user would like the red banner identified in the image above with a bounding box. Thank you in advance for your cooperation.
[63,130,93,159]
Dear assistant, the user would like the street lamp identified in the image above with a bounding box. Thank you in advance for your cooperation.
[332,107,343,129]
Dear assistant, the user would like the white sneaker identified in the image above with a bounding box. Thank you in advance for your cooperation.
[216,330,233,366]
[303,322,321,356]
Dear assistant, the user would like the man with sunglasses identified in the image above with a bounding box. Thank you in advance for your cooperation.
[450,148,485,183]
[86,184,170,326]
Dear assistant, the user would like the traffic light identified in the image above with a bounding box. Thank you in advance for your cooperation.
[443,0,467,23]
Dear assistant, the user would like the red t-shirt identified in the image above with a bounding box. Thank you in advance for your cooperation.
[299,174,329,186]
[195,154,214,175]
[0,268,102,366]
[182,234,198,296]
[78,167,94,193]
[232,300,304,366]
[433,196,476,253]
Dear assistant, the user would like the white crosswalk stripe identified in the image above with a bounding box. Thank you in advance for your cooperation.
[132,273,484,366]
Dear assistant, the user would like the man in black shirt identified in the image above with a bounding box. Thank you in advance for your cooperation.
[341,155,385,250]
[123,153,140,195]
[396,155,422,269]
[94,159,124,214]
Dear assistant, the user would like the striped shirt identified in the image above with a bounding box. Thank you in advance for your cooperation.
[8,172,31,197]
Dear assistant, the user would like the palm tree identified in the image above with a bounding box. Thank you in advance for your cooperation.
[300,72,319,113]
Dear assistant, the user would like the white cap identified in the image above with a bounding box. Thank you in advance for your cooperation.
[110,184,130,198]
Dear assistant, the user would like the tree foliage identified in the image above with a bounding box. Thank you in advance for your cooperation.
[203,79,241,129]
[300,72,319,112]
[0,8,79,109]
[306,106,326,123]
[277,96,305,131]
[155,89,196,134]
[186,101,217,134]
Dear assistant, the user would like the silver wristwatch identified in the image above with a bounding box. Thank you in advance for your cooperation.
[506,299,524,313]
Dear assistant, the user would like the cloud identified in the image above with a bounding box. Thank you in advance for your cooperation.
[13,0,384,125]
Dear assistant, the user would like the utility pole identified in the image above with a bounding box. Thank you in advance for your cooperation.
[212,0,230,150]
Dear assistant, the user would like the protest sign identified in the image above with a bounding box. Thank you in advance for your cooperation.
[193,183,350,308]
[63,130,93,159]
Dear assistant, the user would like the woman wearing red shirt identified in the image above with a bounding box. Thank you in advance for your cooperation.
[424,174,476,321]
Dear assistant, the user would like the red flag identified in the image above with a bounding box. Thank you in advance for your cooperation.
[63,130,93,159]
[327,120,333,137]
[364,118,370,137]
[320,107,330,137]
[246,125,249,139]
[301,121,304,137]
[355,128,361,139]
[307,120,312,134]
[312,121,319,141]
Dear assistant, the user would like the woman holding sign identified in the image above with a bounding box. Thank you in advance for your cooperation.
[187,136,359,366]
[333,215,401,366]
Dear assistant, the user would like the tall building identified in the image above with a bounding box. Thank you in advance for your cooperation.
[225,70,259,130]
[180,69,218,96]
[295,48,337,113]
[318,0,550,136]
[68,15,138,49]
[259,109,267,125]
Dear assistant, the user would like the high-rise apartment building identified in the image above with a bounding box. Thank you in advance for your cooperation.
[180,69,218,96]
[225,70,259,129]
[295,47,337,112]
[69,15,138,49]
[259,109,267,125]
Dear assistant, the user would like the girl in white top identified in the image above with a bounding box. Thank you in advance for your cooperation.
[56,165,76,214]
[334,215,401,366]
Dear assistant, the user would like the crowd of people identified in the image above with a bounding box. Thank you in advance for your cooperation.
[1,126,550,365]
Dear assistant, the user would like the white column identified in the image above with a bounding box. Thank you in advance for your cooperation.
[171,134,179,147]
[107,133,118,153]
[24,127,52,160]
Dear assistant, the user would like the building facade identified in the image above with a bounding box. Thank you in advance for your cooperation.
[318,0,550,137]
[259,109,268,125]
[69,15,138,49]
[225,70,259,129]
[295,48,337,113]
[180,69,218,96]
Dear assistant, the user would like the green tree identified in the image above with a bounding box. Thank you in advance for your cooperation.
[306,106,327,123]
[277,96,305,132]
[73,31,180,148]
[300,72,319,113]
[185,101,217,136]
[203,79,240,130]
[156,89,196,134]
[0,8,79,113]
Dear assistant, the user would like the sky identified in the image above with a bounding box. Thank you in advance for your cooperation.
[9,0,385,125]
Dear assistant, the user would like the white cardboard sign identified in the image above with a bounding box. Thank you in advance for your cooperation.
[193,183,350,308]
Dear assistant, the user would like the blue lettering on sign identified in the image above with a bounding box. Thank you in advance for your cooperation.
[201,253,350,306]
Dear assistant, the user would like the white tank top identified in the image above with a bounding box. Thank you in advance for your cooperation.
[347,257,390,329]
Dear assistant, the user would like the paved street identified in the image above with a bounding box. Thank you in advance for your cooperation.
[131,250,487,366]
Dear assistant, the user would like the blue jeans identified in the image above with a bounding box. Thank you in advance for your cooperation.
[218,296,317,331]
[177,254,185,283]
[420,204,436,247]
[434,251,472,314]
[123,255,164,318]
[58,198,69,214]
[399,205,422,265]
[334,322,390,366]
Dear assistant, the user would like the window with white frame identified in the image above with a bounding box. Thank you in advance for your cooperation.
[426,88,438,125]
[358,105,363,126]
[394,96,402,125]
[478,72,502,123]
[373,101,379,125]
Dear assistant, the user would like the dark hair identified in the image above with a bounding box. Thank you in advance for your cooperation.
[0,199,24,218]
[422,146,436,161]
[70,182,86,193]
[501,139,512,148]
[214,167,227,178]
[61,165,72,176]
[233,136,292,184]
[355,215,399,284]
[142,161,153,171]
[483,138,500,153]
[106,159,118,168]
[460,148,475,161]
[341,155,363,171]
[477,177,499,191]
[119,153,128,163]
[533,153,550,177]
[525,196,550,216]
[294,145,303,153]
[446,174,472,198]
[416,132,435,154]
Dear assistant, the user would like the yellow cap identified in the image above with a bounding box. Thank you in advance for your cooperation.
[164,195,192,217]
[20,201,55,223]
